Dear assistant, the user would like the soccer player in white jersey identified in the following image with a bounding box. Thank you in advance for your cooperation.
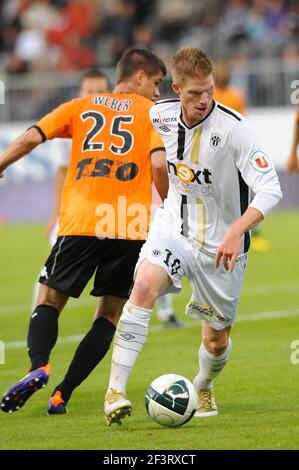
[104,47,283,425]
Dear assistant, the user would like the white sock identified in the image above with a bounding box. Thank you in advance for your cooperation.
[108,301,152,394]
[193,338,232,391]
[155,294,174,322]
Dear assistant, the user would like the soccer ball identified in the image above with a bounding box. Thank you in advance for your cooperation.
[145,374,198,427]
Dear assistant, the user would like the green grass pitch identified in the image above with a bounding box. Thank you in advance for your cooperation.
[0,210,298,450]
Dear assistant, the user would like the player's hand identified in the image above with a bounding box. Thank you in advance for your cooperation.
[215,229,242,272]
[286,152,298,174]
[0,172,4,179]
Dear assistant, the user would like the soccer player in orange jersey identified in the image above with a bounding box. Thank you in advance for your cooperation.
[213,59,247,114]
[42,70,182,329]
[31,69,111,309]
[0,48,168,415]
[46,69,111,244]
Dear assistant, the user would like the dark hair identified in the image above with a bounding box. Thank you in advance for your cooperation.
[116,48,167,84]
[80,68,110,87]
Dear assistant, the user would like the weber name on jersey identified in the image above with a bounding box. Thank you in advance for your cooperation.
[150,99,282,255]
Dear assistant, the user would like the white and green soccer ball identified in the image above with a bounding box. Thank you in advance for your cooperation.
[145,374,198,427]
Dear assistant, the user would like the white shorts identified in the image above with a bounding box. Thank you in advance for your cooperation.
[135,212,248,331]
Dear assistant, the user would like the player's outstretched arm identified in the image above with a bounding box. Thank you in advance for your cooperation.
[0,127,43,178]
[215,207,263,272]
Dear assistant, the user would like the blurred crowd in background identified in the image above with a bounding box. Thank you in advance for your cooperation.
[0,1,298,219]
[0,0,298,74]
[0,0,298,121]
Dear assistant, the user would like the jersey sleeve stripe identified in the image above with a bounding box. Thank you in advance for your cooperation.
[150,146,166,155]
[28,125,47,142]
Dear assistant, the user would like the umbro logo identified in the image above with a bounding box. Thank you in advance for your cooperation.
[159,125,171,132]
[120,333,135,341]
[152,249,161,257]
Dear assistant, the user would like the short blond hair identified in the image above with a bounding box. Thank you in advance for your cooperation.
[171,47,214,86]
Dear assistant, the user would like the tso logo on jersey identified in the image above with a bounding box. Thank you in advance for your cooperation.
[250,150,272,173]
[209,133,222,150]
[76,158,139,181]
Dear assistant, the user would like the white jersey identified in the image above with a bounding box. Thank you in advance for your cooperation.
[150,99,282,255]
[56,139,71,168]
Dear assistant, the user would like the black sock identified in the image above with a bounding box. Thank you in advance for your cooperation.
[53,317,116,403]
[27,305,59,371]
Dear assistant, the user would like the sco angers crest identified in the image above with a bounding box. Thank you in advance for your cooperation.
[209,132,222,149]
[250,150,272,173]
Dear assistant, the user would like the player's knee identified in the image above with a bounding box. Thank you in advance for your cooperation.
[35,301,61,314]
[35,287,67,313]
[204,338,229,356]
[132,276,160,305]
[37,294,64,312]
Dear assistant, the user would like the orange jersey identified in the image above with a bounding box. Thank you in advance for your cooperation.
[214,86,247,114]
[36,94,164,239]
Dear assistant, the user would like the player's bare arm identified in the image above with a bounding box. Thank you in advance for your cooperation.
[150,149,168,201]
[287,109,299,174]
[215,207,263,272]
[46,165,67,238]
[0,127,43,178]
